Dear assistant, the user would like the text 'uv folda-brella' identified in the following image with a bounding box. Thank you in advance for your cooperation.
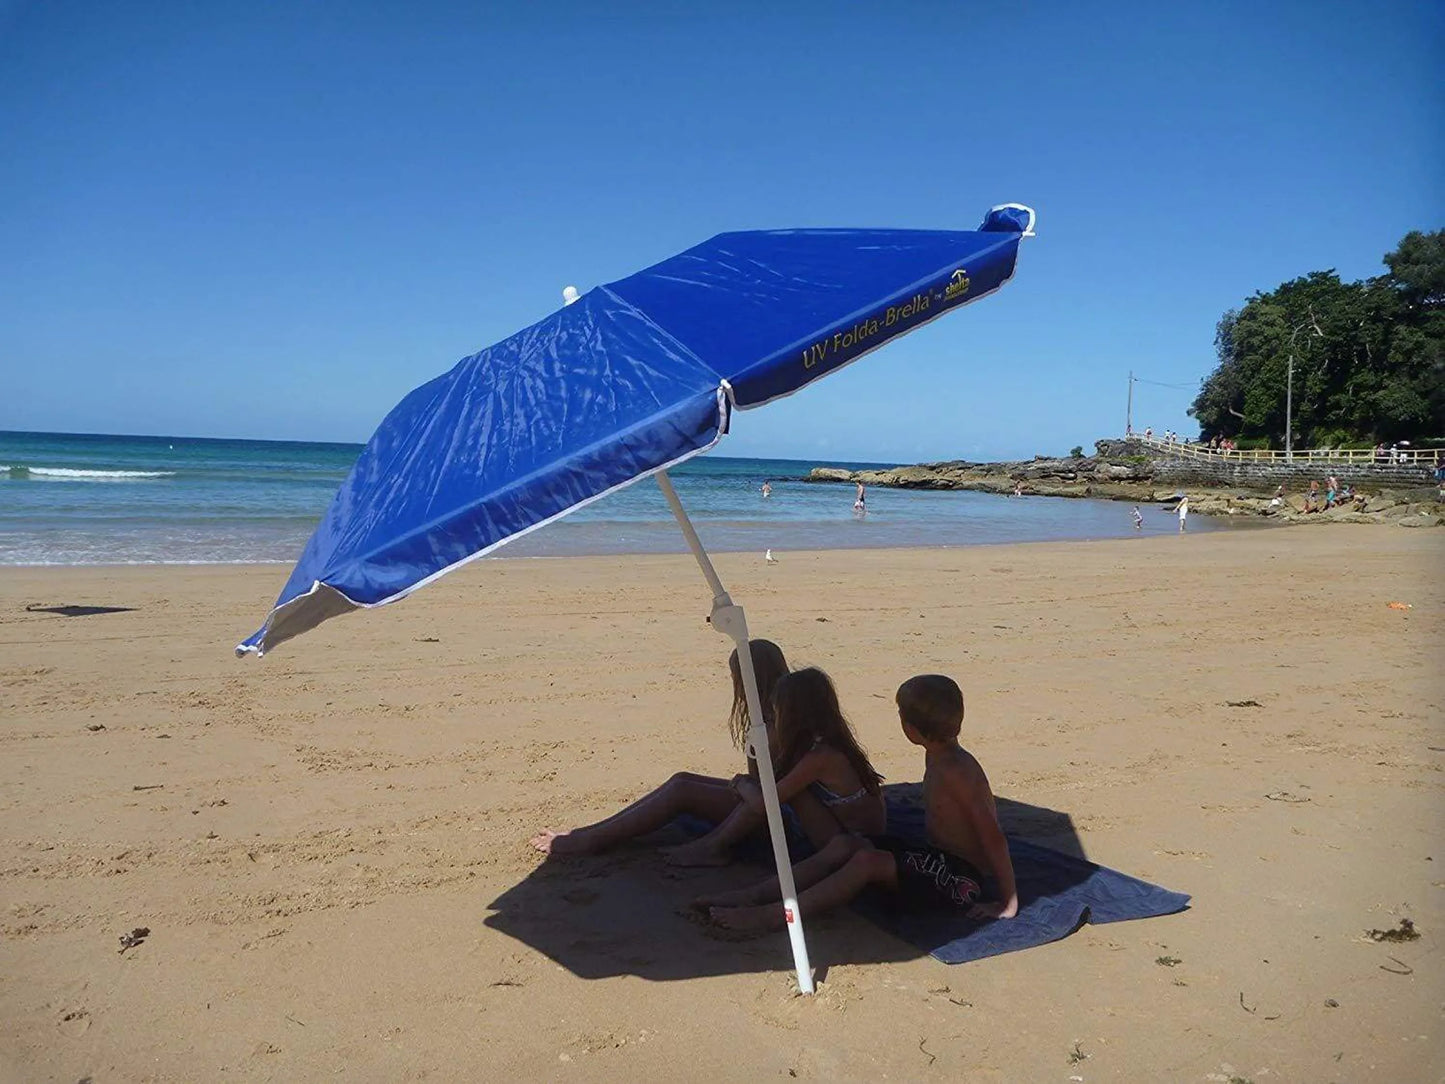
[237,203,1037,993]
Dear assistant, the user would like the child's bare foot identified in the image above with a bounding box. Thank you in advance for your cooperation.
[530,828,591,856]
[708,903,783,935]
[689,884,769,912]
[661,839,731,867]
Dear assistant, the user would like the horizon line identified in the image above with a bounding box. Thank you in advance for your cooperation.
[0,428,931,465]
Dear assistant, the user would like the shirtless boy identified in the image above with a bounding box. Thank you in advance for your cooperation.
[703,674,1019,931]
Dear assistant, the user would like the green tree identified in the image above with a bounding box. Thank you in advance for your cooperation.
[1190,230,1445,446]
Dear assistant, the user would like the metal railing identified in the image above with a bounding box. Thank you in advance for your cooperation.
[1127,433,1442,466]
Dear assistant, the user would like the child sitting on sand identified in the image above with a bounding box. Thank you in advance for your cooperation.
[700,674,1018,932]
[530,649,882,865]
[724,667,886,844]
[530,639,791,859]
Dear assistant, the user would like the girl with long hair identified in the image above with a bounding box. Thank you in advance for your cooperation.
[530,639,790,857]
[716,667,886,854]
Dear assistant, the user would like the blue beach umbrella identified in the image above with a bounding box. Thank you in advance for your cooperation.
[238,203,1036,992]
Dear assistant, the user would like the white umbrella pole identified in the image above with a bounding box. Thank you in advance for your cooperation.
[656,470,816,994]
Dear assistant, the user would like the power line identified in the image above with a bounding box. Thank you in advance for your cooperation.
[1131,376,1197,390]
[1126,371,1199,434]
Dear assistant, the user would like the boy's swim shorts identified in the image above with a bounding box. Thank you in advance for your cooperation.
[869,835,985,909]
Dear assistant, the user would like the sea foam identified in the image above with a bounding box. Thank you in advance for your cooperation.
[3,465,176,480]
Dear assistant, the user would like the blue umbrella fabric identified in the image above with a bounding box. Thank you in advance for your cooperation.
[238,204,1034,655]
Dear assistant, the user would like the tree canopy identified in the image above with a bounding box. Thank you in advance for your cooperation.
[1189,230,1444,447]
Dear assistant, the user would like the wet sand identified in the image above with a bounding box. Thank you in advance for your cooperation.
[1,528,1441,1081]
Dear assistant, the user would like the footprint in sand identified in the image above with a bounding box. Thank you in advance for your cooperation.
[561,887,599,906]
[58,1009,90,1037]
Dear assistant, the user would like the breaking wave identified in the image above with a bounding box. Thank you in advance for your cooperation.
[2,465,177,480]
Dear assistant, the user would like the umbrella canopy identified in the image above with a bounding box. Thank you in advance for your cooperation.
[236,203,1035,995]
[238,204,1034,656]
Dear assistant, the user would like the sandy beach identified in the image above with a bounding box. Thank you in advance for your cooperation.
[1,527,1440,1082]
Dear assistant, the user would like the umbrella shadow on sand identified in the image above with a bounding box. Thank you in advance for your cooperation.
[483,785,1089,983]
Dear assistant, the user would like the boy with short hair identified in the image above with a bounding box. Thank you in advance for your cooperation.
[701,674,1018,932]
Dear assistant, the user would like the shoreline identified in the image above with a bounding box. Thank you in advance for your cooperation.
[0,483,1280,572]
[0,520,1280,574]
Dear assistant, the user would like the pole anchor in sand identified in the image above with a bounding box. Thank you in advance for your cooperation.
[655,470,816,995]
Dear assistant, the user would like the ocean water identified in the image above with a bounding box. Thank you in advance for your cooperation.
[0,430,1226,566]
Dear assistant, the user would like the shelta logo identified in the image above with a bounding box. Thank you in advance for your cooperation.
[943,268,971,301]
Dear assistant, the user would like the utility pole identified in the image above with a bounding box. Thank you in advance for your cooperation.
[1285,359,1293,460]
[1285,311,1323,461]
[1126,370,1133,436]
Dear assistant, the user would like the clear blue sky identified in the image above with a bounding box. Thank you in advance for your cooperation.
[1,1,1439,462]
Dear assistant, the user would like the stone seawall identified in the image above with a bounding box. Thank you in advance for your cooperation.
[1094,438,1436,488]
[1146,456,1432,490]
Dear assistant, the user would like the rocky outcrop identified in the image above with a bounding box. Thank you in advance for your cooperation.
[805,441,1443,527]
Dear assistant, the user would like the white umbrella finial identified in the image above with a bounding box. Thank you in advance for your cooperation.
[562,285,580,306]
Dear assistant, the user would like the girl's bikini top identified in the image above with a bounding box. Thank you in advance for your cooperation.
[808,737,877,806]
[810,780,870,807]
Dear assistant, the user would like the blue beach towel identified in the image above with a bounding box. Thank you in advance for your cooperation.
[680,791,1189,966]
[857,797,1190,965]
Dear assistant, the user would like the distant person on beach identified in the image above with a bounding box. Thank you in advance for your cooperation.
[1131,506,1143,530]
[761,481,772,498]
[700,674,1018,933]
[1177,496,1189,532]
[1013,480,1024,498]
[1144,427,1153,440]
[1326,475,1339,508]
[853,481,866,513]
[1306,479,1321,513]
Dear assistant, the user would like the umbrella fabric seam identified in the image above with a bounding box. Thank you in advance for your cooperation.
[326,385,726,579]
[237,387,730,654]
[317,283,726,582]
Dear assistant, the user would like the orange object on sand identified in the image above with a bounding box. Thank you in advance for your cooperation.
[1386,601,1412,610]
